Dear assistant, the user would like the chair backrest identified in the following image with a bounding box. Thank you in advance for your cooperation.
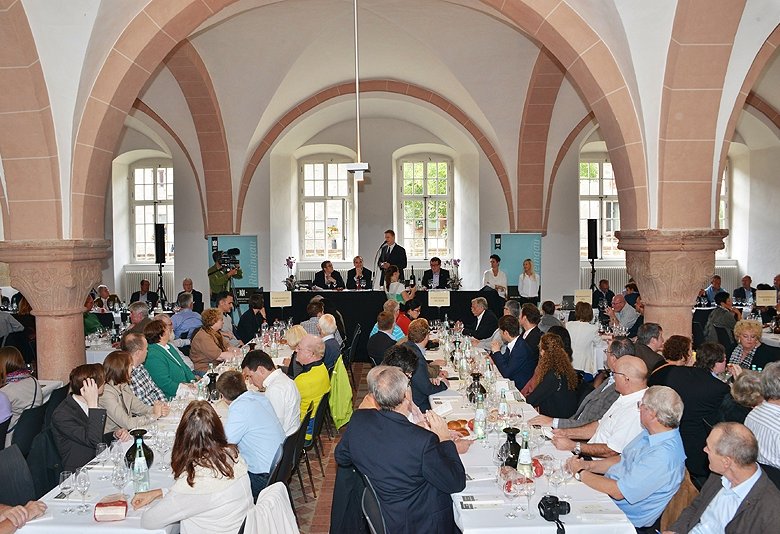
[361,475,387,534]
[11,402,47,457]
[714,326,735,353]
[44,385,70,429]
[0,417,10,451]
[345,323,362,366]
[269,406,312,487]
[692,322,706,350]
[27,427,63,498]
[305,392,330,448]
[0,444,36,505]
[760,462,780,490]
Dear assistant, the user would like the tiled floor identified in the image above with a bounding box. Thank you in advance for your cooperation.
[289,363,370,534]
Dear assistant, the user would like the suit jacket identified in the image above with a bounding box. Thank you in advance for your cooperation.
[129,291,159,308]
[345,268,372,290]
[671,470,780,533]
[491,337,537,391]
[405,341,446,411]
[335,409,466,534]
[367,331,396,366]
[52,396,109,472]
[313,270,345,289]
[648,366,729,481]
[557,381,620,429]
[592,289,615,308]
[752,343,780,369]
[421,268,450,289]
[236,308,265,344]
[463,310,498,340]
[378,243,407,283]
[635,343,664,372]
[522,325,543,361]
[732,286,756,301]
[177,289,204,314]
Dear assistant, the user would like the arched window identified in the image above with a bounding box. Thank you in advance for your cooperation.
[130,159,174,263]
[398,155,453,259]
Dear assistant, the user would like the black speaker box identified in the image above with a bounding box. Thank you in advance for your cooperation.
[587,219,598,260]
[154,223,166,264]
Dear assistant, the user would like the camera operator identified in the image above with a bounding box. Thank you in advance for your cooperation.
[208,250,243,306]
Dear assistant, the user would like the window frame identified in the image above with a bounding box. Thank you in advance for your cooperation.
[129,158,174,264]
[298,157,354,261]
[397,155,453,260]
[578,159,623,260]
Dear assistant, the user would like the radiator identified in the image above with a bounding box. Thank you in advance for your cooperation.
[579,265,740,293]
[124,270,176,302]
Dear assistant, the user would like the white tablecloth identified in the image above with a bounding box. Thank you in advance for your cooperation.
[761,333,780,348]
[39,380,64,404]
[86,347,114,365]
[430,359,634,533]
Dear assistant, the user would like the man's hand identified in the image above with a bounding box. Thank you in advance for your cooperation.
[490,340,501,354]
[565,456,588,474]
[424,411,451,442]
[80,377,100,408]
[551,435,576,452]
[227,267,239,277]
[454,438,473,454]
[114,428,132,442]
[431,377,449,388]
[727,363,742,378]
[528,415,553,427]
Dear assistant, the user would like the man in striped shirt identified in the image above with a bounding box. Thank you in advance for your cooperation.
[744,361,780,469]
[122,332,167,405]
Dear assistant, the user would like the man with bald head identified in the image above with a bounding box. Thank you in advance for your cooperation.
[552,355,648,458]
[606,293,640,331]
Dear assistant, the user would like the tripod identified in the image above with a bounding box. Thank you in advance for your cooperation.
[156,263,168,308]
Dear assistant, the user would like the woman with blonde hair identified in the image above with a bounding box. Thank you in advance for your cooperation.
[517,258,540,306]
[524,333,579,418]
[0,346,42,447]
[99,351,167,434]
[283,324,308,378]
[132,401,253,533]
[729,319,779,370]
[189,308,235,373]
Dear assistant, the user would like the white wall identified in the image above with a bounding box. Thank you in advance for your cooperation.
[742,146,780,284]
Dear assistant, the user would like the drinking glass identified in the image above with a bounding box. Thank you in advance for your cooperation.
[59,471,75,514]
[539,455,556,495]
[517,479,536,519]
[561,460,574,499]
[549,465,565,498]
[111,465,130,499]
[502,476,519,519]
[110,440,124,468]
[95,442,109,480]
[492,444,508,483]
[75,468,91,514]
[157,433,172,471]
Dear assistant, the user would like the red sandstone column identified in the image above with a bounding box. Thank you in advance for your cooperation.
[616,230,728,339]
[0,240,110,381]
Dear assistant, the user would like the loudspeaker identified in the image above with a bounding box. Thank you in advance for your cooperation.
[154,223,166,264]
[587,218,598,260]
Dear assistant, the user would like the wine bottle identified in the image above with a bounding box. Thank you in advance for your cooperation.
[409,266,416,288]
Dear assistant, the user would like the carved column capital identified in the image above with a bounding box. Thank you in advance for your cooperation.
[0,239,110,315]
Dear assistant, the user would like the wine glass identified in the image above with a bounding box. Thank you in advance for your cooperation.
[549,464,565,498]
[59,471,75,514]
[157,432,172,471]
[561,460,574,499]
[95,442,109,480]
[539,455,556,495]
[502,475,519,519]
[110,440,124,468]
[111,465,130,499]
[75,468,91,514]
[517,478,536,519]
[492,443,508,483]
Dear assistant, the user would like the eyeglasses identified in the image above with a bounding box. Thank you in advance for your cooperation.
[603,349,613,355]
[636,401,645,409]
[613,371,629,380]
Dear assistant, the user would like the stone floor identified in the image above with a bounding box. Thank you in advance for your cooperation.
[289,362,370,534]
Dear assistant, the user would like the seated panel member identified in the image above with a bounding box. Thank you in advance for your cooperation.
[421,257,450,289]
[129,278,159,309]
[312,260,345,290]
[345,255,372,290]
[177,277,204,314]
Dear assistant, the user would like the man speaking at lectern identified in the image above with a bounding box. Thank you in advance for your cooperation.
[378,229,407,286]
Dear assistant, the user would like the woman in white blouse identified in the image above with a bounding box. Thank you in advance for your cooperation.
[482,254,508,298]
[132,401,253,534]
[517,258,540,305]
[566,302,601,374]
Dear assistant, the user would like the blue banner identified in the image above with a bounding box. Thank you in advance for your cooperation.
[207,235,259,288]
[490,233,542,285]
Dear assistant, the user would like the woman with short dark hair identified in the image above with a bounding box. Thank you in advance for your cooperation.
[144,319,195,398]
[132,401,253,533]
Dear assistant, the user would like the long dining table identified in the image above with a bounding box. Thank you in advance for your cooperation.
[426,346,635,533]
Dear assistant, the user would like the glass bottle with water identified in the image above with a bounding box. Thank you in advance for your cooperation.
[517,430,533,479]
[474,394,486,440]
[132,438,150,493]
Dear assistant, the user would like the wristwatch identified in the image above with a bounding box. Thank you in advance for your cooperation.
[574,469,584,482]
[573,442,581,456]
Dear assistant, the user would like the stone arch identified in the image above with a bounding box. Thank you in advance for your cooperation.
[745,92,780,132]
[657,0,748,229]
[0,0,61,239]
[516,48,565,233]
[234,79,513,232]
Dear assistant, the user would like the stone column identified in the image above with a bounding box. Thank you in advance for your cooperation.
[0,240,110,381]
[617,230,728,339]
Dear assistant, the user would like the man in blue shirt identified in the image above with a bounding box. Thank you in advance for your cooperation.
[567,385,686,531]
[216,370,285,502]
[170,292,202,340]
[704,274,727,305]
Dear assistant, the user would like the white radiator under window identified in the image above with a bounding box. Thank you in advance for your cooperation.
[124,270,175,302]
[579,265,739,293]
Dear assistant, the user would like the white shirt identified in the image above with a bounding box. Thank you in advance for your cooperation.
[262,369,301,436]
[482,269,508,298]
[567,321,601,373]
[589,388,646,453]
[745,401,780,469]
[518,272,540,298]
[474,310,485,332]
[689,466,762,534]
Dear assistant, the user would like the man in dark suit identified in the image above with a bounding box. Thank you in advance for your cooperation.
[367,311,397,366]
[405,318,447,411]
[733,274,757,302]
[177,277,204,313]
[335,365,466,534]
[378,229,407,285]
[462,297,498,340]
[312,260,345,289]
[592,279,615,308]
[670,422,780,533]
[345,255,372,289]
[129,278,159,308]
[635,322,665,372]
[489,315,537,391]
[421,256,450,289]
[519,303,542,360]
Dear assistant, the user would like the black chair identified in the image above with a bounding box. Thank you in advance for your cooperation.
[714,326,736,354]
[760,462,780,490]
[0,417,10,451]
[361,475,387,534]
[43,385,69,429]
[268,406,312,512]
[344,324,361,389]
[94,312,115,329]
[0,445,36,505]
[301,392,330,479]
[11,403,46,457]
[27,427,63,498]
[692,322,706,350]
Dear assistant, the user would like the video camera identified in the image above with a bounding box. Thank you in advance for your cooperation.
[216,248,241,273]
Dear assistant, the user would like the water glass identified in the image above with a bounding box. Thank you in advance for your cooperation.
[59,471,75,514]
[561,461,574,499]
[517,479,536,519]
[502,475,519,519]
[95,442,109,480]
[75,468,91,514]
[549,465,565,498]
[111,465,130,499]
